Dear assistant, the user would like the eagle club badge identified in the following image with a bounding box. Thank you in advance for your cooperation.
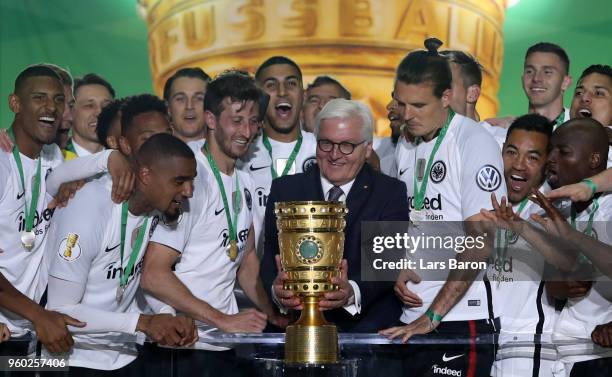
[59,233,81,261]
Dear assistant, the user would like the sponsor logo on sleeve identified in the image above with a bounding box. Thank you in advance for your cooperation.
[476,165,501,192]
[59,233,81,261]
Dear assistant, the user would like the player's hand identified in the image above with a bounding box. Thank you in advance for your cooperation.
[0,129,13,152]
[217,309,268,333]
[546,181,593,202]
[138,314,198,347]
[480,193,526,235]
[268,312,290,330]
[0,322,10,343]
[272,255,302,310]
[484,116,515,129]
[48,180,86,209]
[108,151,134,204]
[592,321,612,347]
[32,309,86,354]
[545,280,592,300]
[394,269,423,307]
[320,259,353,310]
[530,189,572,238]
[379,314,435,343]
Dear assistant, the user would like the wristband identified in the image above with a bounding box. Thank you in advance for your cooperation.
[581,178,597,199]
[425,309,443,324]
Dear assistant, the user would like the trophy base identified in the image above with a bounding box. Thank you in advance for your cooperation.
[285,324,338,364]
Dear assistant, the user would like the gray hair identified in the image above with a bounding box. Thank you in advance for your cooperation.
[313,98,374,142]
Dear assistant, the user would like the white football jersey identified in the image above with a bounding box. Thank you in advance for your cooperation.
[45,179,153,370]
[395,113,507,322]
[0,144,63,335]
[490,183,558,377]
[149,143,254,349]
[238,130,317,254]
[554,193,612,364]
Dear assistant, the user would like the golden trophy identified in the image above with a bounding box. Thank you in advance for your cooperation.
[275,201,348,364]
[138,0,508,135]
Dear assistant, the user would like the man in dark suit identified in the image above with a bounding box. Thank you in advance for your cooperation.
[260,98,409,332]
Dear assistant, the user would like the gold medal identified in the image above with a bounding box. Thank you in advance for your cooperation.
[21,231,35,251]
[228,240,238,262]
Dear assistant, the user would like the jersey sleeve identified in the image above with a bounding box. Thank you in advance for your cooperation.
[46,185,109,284]
[45,149,112,196]
[458,129,508,219]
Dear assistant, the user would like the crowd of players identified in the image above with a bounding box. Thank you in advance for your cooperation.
[0,37,611,377]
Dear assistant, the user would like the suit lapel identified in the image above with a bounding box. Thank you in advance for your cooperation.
[345,164,373,228]
[304,165,325,201]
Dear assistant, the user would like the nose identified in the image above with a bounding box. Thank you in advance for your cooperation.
[182,180,194,198]
[580,92,592,104]
[94,103,103,117]
[279,82,288,97]
[402,106,415,123]
[533,70,544,83]
[547,149,558,165]
[512,155,527,171]
[186,96,195,110]
[329,143,343,160]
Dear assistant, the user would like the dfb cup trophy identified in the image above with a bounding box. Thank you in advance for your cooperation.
[275,201,348,364]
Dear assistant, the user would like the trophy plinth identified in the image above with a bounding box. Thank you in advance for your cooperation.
[275,201,348,364]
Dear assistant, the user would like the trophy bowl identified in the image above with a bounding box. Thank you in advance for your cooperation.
[275,201,348,364]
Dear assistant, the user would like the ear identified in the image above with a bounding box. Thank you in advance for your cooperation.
[561,75,572,92]
[138,166,152,186]
[106,136,119,150]
[466,85,481,104]
[204,110,217,131]
[365,140,373,159]
[118,136,132,156]
[590,152,602,170]
[441,88,452,108]
[8,94,20,114]
[165,101,174,123]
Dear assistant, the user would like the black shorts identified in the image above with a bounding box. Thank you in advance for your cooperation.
[400,318,499,377]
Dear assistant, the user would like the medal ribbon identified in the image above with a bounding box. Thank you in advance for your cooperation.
[553,110,565,130]
[570,198,599,237]
[119,202,150,289]
[7,128,42,234]
[65,138,76,154]
[202,143,240,246]
[262,131,302,179]
[412,109,455,211]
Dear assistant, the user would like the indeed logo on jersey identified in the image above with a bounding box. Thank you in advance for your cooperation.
[218,228,249,248]
[105,258,144,284]
[15,208,55,233]
[255,186,268,208]
[431,365,462,376]
[407,193,443,210]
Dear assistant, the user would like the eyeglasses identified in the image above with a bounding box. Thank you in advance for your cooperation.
[317,139,366,155]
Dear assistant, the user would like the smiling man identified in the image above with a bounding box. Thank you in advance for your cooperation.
[64,73,115,159]
[490,114,558,377]
[261,98,409,375]
[240,56,317,256]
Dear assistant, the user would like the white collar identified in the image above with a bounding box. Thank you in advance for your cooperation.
[320,175,355,202]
